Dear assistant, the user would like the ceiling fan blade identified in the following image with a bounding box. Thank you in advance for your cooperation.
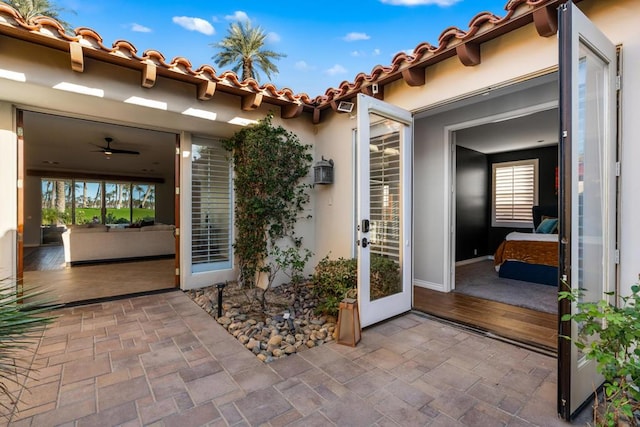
[90,138,140,155]
[109,148,140,155]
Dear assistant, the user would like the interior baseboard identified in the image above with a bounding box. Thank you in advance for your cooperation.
[455,255,492,267]
[413,279,444,292]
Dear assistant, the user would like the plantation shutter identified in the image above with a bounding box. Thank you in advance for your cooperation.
[191,140,232,272]
[369,131,401,262]
[492,159,538,227]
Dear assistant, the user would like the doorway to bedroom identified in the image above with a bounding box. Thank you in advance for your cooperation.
[20,110,179,305]
[412,72,560,351]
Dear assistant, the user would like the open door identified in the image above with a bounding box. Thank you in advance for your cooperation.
[356,93,412,327]
[558,2,618,420]
[16,109,24,296]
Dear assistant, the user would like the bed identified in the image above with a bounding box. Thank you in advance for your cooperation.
[493,205,559,286]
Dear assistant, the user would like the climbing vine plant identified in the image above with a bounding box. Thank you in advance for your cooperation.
[223,114,313,304]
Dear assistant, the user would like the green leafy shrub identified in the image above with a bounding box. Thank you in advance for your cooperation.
[312,255,401,316]
[559,283,640,426]
[223,113,313,309]
[0,279,58,417]
[312,257,357,316]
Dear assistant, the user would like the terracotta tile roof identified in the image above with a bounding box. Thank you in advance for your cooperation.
[312,0,567,108]
[0,3,315,112]
[0,0,569,119]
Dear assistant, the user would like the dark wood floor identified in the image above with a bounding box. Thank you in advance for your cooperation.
[413,286,558,353]
[24,245,66,271]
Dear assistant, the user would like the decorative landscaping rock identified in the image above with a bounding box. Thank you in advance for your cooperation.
[187,282,336,363]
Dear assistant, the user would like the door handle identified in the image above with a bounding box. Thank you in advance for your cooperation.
[361,237,369,248]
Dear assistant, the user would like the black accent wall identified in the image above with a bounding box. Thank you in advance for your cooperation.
[455,145,558,261]
[455,146,489,261]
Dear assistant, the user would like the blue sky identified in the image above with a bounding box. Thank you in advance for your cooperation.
[56,0,509,97]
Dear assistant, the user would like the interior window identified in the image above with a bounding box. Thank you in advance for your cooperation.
[105,182,131,225]
[132,184,156,223]
[73,180,101,224]
[492,159,539,227]
[41,178,156,227]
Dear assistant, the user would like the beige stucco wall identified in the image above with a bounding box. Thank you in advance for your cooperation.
[311,112,356,261]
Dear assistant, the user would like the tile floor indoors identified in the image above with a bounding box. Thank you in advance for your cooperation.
[3,290,588,426]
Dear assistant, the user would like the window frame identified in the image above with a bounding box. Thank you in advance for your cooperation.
[491,158,539,228]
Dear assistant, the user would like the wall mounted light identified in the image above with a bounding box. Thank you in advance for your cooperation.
[314,156,334,185]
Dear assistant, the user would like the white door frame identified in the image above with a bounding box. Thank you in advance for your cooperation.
[443,101,558,292]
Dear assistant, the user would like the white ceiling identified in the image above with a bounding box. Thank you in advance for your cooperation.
[23,111,176,179]
[455,108,559,154]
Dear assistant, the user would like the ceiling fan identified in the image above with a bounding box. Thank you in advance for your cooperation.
[92,137,140,156]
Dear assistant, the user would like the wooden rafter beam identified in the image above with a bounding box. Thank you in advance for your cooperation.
[242,93,263,110]
[313,108,321,125]
[281,103,304,119]
[361,84,384,100]
[401,67,425,87]
[197,80,216,100]
[456,42,481,67]
[69,42,84,72]
[142,62,156,88]
[533,5,558,37]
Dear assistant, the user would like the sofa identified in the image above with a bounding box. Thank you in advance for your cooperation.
[61,224,176,265]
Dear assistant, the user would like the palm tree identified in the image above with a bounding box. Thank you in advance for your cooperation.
[212,20,286,82]
[4,0,73,30]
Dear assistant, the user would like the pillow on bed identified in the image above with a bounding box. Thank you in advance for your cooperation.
[536,217,558,234]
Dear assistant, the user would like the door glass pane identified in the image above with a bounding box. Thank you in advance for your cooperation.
[132,184,156,223]
[575,44,607,363]
[74,181,101,224]
[191,140,232,272]
[105,182,131,225]
[368,114,402,301]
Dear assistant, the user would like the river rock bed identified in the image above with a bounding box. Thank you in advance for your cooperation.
[187,282,337,363]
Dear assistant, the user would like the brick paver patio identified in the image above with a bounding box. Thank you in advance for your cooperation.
[3,290,581,426]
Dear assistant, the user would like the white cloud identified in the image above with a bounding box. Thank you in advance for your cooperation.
[172,16,215,36]
[266,32,281,43]
[351,48,380,58]
[225,11,250,21]
[295,61,315,71]
[343,32,370,42]
[129,23,152,33]
[380,0,461,5]
[326,64,347,76]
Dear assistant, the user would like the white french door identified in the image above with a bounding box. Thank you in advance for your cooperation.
[558,2,617,420]
[356,93,412,327]
[180,134,236,289]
